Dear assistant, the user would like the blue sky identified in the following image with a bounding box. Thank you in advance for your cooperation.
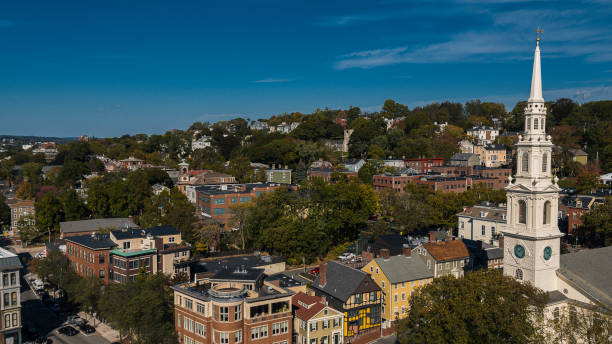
[1,0,612,137]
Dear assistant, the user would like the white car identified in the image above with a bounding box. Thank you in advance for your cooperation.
[32,279,45,291]
[338,253,355,261]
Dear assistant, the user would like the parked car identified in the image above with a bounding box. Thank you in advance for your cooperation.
[338,253,355,261]
[78,324,95,334]
[310,267,320,275]
[58,326,78,336]
[35,336,52,343]
[67,315,86,326]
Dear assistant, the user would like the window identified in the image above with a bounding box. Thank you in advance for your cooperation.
[214,198,225,205]
[544,201,551,225]
[259,326,268,338]
[231,197,238,204]
[322,319,329,329]
[310,322,317,331]
[272,323,281,335]
[197,303,206,315]
[235,330,242,343]
[10,273,15,286]
[184,317,194,332]
[251,328,259,340]
[311,339,317,344]
[527,118,531,130]
[219,306,229,321]
[234,305,242,320]
[240,196,251,203]
[355,293,362,304]
[185,298,193,310]
[99,269,105,279]
[4,314,9,328]
[518,200,527,224]
[515,268,523,280]
[195,322,206,337]
[481,225,485,236]
[402,293,406,301]
[213,208,226,215]
[99,254,105,264]
[333,317,340,327]
[534,118,538,130]
[370,266,373,272]
[542,153,548,172]
[522,153,529,172]
[184,336,194,344]
[3,293,8,307]
[11,313,17,327]
[220,332,229,344]
[123,242,130,249]
[393,294,397,302]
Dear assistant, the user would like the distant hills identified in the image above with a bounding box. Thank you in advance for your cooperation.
[0,135,78,144]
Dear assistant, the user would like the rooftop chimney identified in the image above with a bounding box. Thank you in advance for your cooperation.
[319,262,327,287]
[380,249,390,260]
[429,231,436,243]
[402,244,411,257]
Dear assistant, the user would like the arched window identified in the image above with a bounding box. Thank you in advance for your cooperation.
[542,153,548,172]
[534,118,538,130]
[522,153,529,172]
[519,200,527,224]
[516,268,523,280]
[543,201,551,224]
[527,119,531,130]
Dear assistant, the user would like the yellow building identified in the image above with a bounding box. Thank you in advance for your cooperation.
[362,249,433,322]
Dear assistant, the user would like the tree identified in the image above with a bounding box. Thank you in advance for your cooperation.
[397,270,547,344]
[16,215,39,245]
[99,273,177,344]
[0,194,10,230]
[22,162,43,183]
[230,203,253,250]
[35,192,63,236]
[61,189,88,221]
[35,250,79,291]
[16,181,34,200]
[140,189,197,243]
[577,197,612,247]
[86,178,110,218]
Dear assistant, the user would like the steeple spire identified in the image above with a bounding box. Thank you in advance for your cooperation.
[529,29,544,102]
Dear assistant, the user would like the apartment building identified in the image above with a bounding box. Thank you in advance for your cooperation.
[372,171,420,193]
[65,226,190,285]
[362,247,432,322]
[196,183,285,227]
[0,248,22,344]
[292,292,344,344]
[412,176,469,193]
[431,166,511,190]
[8,200,35,238]
[172,268,294,344]
[404,158,444,174]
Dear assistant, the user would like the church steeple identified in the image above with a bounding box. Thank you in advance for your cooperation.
[529,37,543,102]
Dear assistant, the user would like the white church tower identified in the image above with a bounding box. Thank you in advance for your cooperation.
[502,35,564,292]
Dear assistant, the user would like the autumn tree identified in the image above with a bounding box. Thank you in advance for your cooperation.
[397,270,547,344]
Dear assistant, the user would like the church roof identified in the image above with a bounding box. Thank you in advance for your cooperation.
[557,246,612,310]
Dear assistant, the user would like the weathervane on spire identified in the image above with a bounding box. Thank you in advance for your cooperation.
[536,27,544,45]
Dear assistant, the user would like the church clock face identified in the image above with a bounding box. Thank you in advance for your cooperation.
[543,246,552,260]
[514,244,525,259]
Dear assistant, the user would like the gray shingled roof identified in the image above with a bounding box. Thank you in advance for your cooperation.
[65,234,117,250]
[111,226,180,240]
[373,255,433,284]
[0,249,22,271]
[313,260,370,302]
[558,246,612,310]
[60,218,137,234]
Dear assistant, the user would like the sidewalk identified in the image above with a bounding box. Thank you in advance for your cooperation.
[78,311,121,343]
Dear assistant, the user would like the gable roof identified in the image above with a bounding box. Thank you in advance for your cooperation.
[292,292,328,321]
[451,153,476,161]
[60,218,137,234]
[558,246,612,310]
[373,255,433,284]
[423,239,470,262]
[313,260,375,302]
[458,205,506,222]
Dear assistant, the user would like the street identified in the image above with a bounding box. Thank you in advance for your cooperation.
[19,261,111,344]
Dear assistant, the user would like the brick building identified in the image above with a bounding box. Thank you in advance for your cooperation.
[65,226,190,285]
[172,268,294,344]
[196,183,285,227]
[404,158,444,174]
[8,199,35,238]
[412,176,469,193]
[308,169,358,183]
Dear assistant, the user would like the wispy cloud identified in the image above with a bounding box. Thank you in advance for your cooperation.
[334,4,612,69]
[253,78,295,83]
[0,20,15,28]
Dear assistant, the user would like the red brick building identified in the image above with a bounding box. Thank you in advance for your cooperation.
[65,234,116,285]
[196,183,286,227]
[405,158,444,173]
[307,168,358,183]
[430,165,511,190]
[172,268,293,344]
[372,173,421,193]
[413,176,469,193]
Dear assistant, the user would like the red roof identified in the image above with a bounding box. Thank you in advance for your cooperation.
[292,292,326,321]
[423,239,469,262]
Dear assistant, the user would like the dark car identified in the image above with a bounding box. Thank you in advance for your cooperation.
[35,336,53,344]
[78,324,95,334]
[58,326,78,336]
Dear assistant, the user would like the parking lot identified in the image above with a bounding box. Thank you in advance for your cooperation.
[21,273,111,344]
